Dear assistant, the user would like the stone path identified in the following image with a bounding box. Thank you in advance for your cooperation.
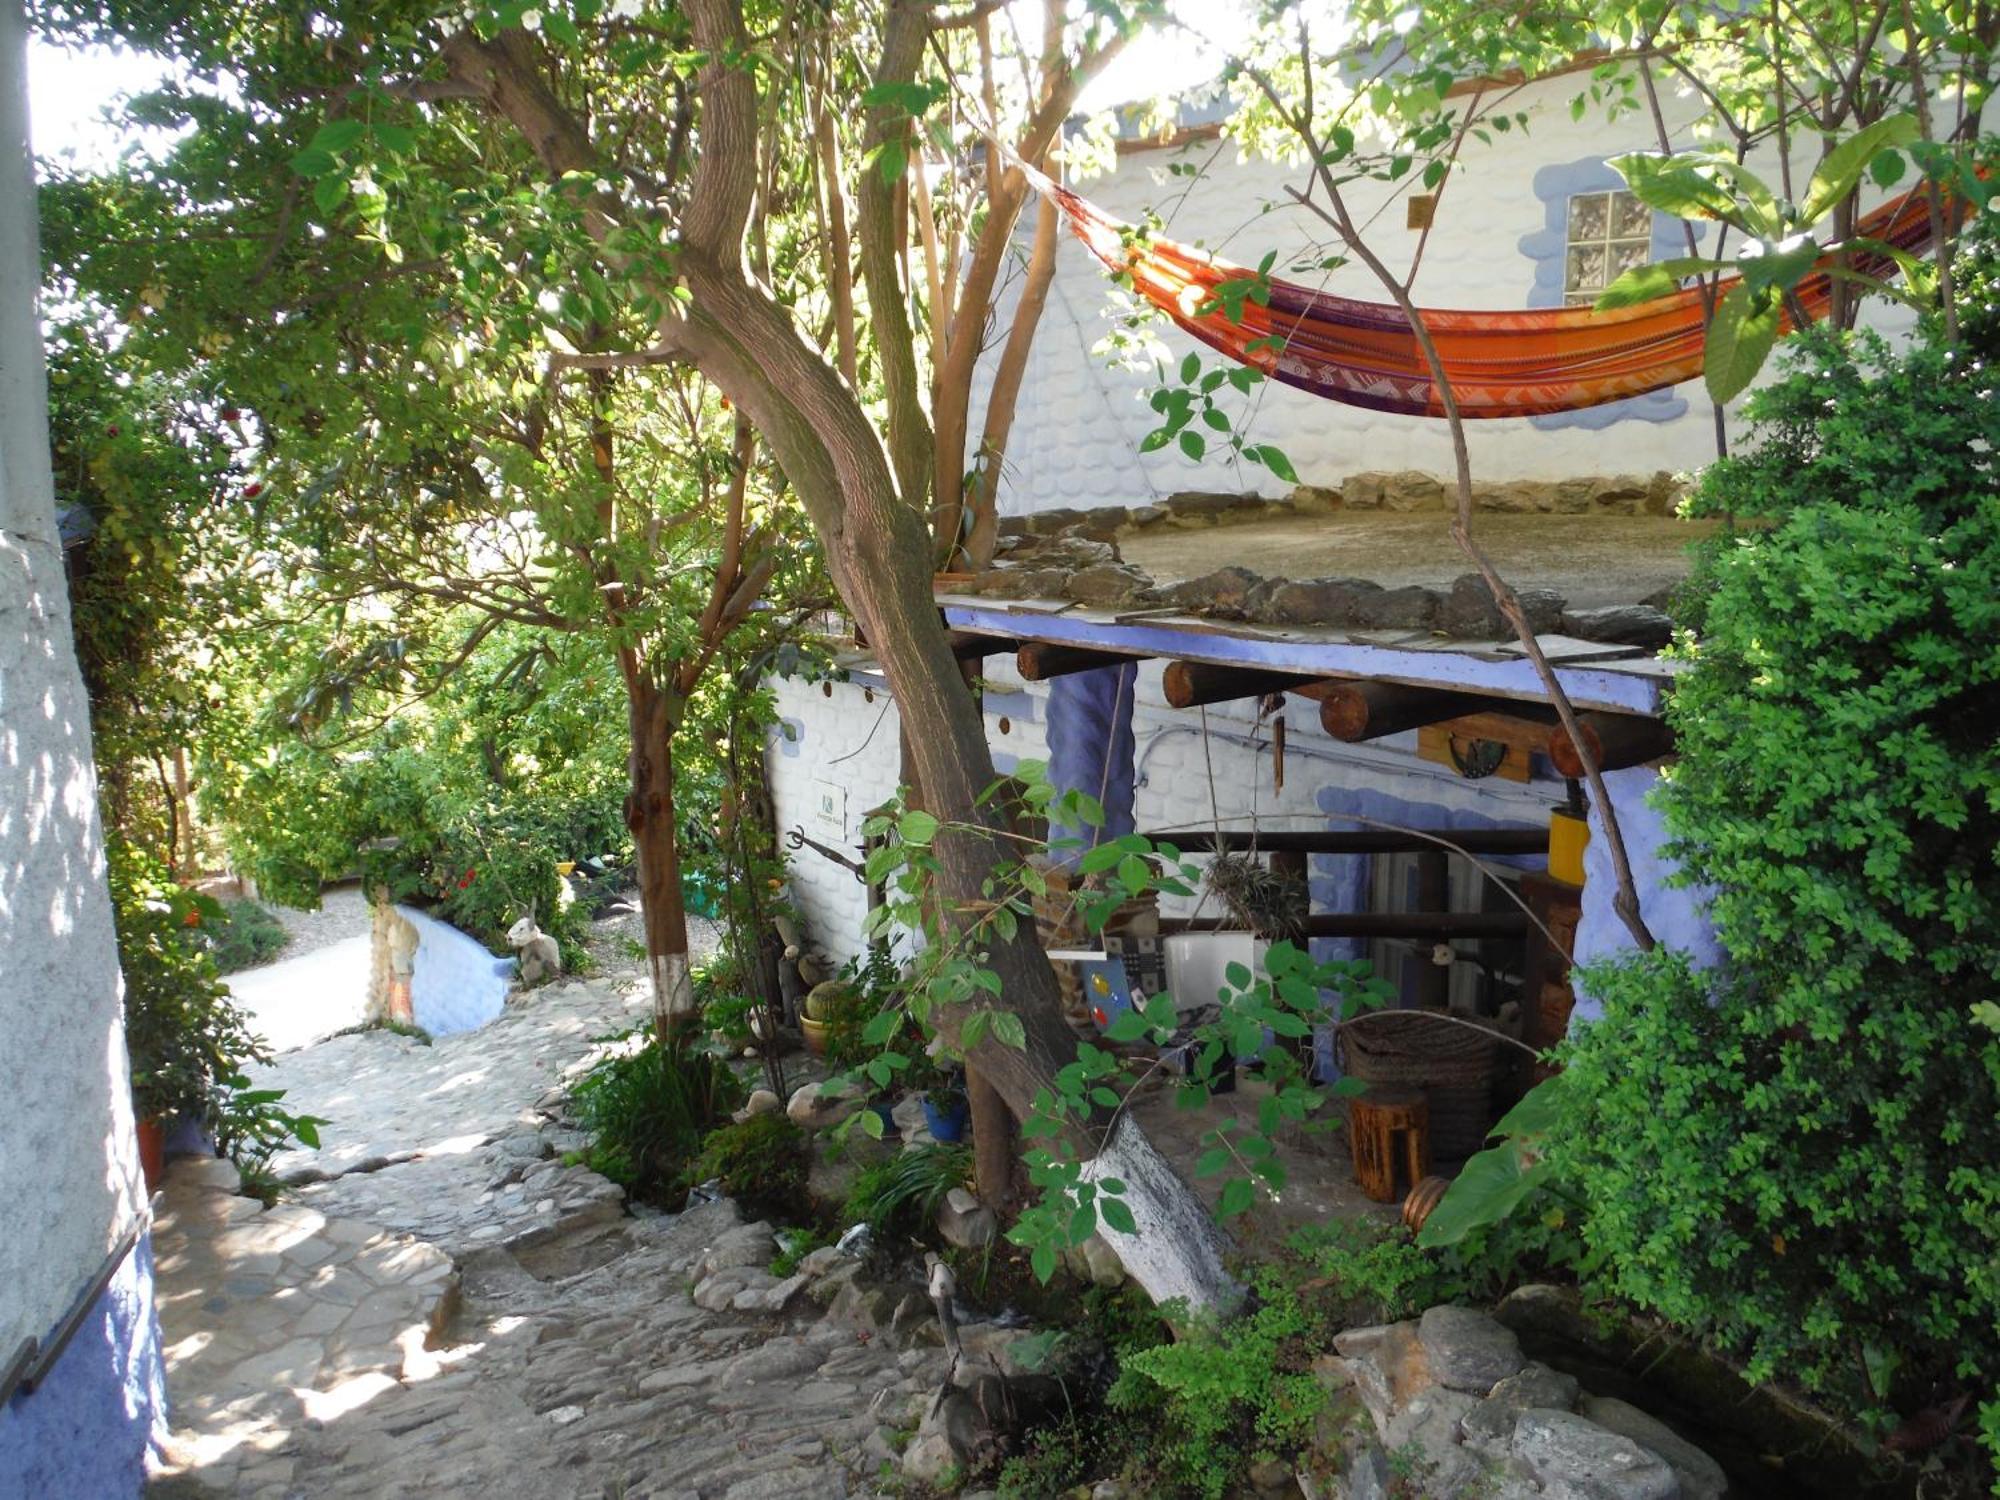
[151,969,960,1499]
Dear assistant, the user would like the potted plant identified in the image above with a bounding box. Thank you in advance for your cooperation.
[912,1052,970,1142]
[113,842,320,1191]
[800,980,861,1058]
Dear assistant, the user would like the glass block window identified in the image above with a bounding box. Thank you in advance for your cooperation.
[1564,189,1652,305]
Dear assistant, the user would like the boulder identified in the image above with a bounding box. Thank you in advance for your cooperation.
[1352,585,1441,631]
[1439,573,1507,637]
[937,1186,998,1250]
[1129,504,1168,527]
[1380,470,1448,511]
[1164,490,1267,522]
[1418,1305,1525,1394]
[1158,564,1268,614]
[787,1078,865,1130]
[1559,605,1675,649]
[1578,1396,1728,1500]
[693,1220,778,1282]
[1512,1409,1679,1500]
[1250,576,1384,627]
[1079,1234,1128,1288]
[733,1089,781,1123]
[1288,483,1344,514]
[1462,1361,1582,1451]
[1066,563,1156,608]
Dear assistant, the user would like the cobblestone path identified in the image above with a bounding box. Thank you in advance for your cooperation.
[150,975,961,1499]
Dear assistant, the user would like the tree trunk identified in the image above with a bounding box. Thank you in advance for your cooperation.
[623,671,695,1037]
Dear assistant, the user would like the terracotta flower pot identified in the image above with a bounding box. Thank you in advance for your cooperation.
[136,1117,168,1192]
[801,1017,831,1057]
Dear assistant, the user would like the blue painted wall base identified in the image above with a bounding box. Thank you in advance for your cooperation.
[0,1230,166,1499]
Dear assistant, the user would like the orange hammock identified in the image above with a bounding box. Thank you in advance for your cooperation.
[1033,171,1938,419]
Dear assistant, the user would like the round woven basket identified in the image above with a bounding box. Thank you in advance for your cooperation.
[1340,1011,1501,1160]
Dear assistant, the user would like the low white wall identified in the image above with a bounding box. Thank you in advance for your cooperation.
[768,662,1564,967]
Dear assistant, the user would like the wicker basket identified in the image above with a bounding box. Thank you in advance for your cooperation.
[1340,1010,1502,1160]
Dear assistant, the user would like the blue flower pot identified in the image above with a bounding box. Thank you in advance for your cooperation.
[922,1094,970,1142]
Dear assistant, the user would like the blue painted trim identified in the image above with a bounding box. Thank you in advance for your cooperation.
[0,1229,165,1499]
[1519,157,1707,430]
[938,605,1667,715]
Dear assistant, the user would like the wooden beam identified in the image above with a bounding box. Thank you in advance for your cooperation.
[1151,828,1549,856]
[1161,911,1530,939]
[1320,681,1493,742]
[948,630,1018,660]
[1547,712,1674,776]
[1016,642,1144,681]
[1162,659,1323,709]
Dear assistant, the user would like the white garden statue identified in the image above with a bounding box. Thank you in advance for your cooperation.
[506,911,563,985]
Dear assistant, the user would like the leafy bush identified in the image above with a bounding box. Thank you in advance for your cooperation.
[205,899,288,974]
[689,1113,808,1222]
[1550,326,2000,1440]
[1107,1266,1338,1499]
[843,1142,972,1238]
[112,841,321,1168]
[568,1033,744,1204]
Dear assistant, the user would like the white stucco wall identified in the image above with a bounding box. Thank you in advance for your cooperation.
[0,7,147,1362]
[968,71,1909,510]
[769,662,1565,967]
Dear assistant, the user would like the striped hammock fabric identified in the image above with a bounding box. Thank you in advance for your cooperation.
[1032,170,1938,419]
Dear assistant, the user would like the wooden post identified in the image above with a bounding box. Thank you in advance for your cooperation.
[1547,713,1674,776]
[1320,681,1490,742]
[966,1066,1017,1212]
[1161,659,1320,708]
[1414,851,1451,1010]
[1016,642,1142,681]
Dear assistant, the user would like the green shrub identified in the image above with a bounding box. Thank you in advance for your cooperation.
[1550,325,2000,1437]
[112,840,321,1169]
[690,1112,808,1222]
[205,899,288,975]
[843,1142,972,1238]
[568,1034,744,1204]
[1107,1266,1336,1500]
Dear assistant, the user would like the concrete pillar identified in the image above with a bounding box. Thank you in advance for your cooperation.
[0,7,167,1491]
[1043,662,1137,867]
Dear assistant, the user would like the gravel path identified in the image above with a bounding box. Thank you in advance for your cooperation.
[263,882,373,960]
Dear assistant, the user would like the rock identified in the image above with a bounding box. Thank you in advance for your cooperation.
[693,1272,748,1312]
[1516,587,1568,634]
[1439,573,1506,637]
[1157,564,1267,615]
[1027,506,1087,535]
[1248,1456,1295,1493]
[1079,1235,1127,1288]
[1066,563,1156,608]
[1288,483,1343,514]
[1512,1409,1679,1500]
[1328,1321,1432,1434]
[787,1078,865,1130]
[1250,576,1384,627]
[1165,490,1266,522]
[1092,1481,1136,1500]
[1578,1397,1727,1500]
[1129,504,1168,527]
[1340,1439,1393,1500]
[733,1089,781,1123]
[1351,585,1440,631]
[1419,1306,1525,1395]
[1559,605,1675,648]
[1381,1386,1485,1494]
[797,1245,845,1279]
[694,1220,778,1282]
[1462,1362,1582,1451]
[1380,470,1447,511]
[937,1187,998,1250]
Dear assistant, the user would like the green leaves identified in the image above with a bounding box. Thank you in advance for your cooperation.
[1802,114,1919,224]
[1703,283,1782,403]
[1593,256,1717,311]
[1610,150,1756,227]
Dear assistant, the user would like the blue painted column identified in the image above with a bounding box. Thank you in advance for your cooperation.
[1044,663,1138,867]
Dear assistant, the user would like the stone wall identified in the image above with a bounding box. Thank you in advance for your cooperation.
[971,488,1679,644]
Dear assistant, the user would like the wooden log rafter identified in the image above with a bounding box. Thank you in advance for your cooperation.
[1161,911,1529,939]
[1161,659,1324,709]
[1151,828,1549,856]
[1548,712,1676,776]
[1016,641,1145,681]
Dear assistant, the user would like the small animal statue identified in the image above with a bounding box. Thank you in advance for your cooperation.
[506,911,563,986]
